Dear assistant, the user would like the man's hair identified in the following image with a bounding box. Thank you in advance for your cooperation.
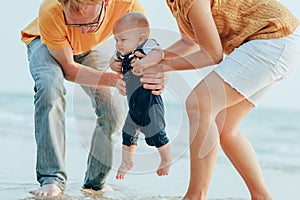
[59,0,102,14]
[114,12,150,36]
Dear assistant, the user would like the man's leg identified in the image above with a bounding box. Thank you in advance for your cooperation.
[28,38,67,196]
[75,50,125,190]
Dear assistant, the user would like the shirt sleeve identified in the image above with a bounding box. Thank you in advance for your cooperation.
[39,7,69,50]
[130,0,146,14]
[142,39,161,54]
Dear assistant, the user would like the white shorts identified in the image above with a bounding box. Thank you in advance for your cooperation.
[214,26,300,106]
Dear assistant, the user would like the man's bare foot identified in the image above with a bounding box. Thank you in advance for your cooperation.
[81,184,113,196]
[30,184,62,197]
[116,160,134,179]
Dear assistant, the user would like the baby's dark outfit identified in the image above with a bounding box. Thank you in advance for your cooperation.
[116,39,169,148]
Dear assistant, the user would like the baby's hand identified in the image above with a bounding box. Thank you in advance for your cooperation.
[131,51,145,68]
[115,74,126,96]
[109,56,122,73]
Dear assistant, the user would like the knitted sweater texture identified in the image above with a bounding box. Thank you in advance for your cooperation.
[167,0,299,55]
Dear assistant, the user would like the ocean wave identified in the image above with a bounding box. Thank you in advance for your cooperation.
[0,111,33,128]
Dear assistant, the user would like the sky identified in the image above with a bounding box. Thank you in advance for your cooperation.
[1,0,299,111]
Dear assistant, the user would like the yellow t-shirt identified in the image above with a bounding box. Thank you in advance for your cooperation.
[167,0,299,55]
[21,0,145,55]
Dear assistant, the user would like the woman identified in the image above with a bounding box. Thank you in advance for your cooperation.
[132,0,300,199]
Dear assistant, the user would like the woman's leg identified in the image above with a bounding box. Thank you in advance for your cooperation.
[216,100,272,200]
[183,72,249,200]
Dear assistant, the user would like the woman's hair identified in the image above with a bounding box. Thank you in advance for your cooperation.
[59,0,102,14]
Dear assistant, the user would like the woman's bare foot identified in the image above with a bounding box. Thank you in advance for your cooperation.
[116,160,134,179]
[30,184,62,197]
[116,145,136,180]
[156,143,172,176]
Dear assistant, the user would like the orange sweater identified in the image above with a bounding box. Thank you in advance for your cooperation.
[167,0,299,55]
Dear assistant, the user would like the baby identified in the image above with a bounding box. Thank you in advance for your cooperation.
[110,12,172,179]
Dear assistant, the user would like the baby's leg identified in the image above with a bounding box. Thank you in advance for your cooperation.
[116,145,136,179]
[157,143,172,176]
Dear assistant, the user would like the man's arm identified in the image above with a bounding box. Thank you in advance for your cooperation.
[48,45,120,88]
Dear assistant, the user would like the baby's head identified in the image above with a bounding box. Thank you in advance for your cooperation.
[113,12,150,55]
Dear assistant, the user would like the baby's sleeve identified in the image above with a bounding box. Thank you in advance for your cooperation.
[142,39,161,54]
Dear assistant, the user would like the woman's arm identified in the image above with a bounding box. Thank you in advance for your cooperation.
[135,0,224,74]
[164,28,200,59]
[165,0,223,70]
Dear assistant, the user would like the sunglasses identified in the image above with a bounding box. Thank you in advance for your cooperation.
[63,1,104,27]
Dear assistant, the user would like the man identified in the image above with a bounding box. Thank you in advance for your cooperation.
[21,0,164,197]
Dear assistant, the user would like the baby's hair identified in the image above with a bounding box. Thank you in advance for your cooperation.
[113,12,150,36]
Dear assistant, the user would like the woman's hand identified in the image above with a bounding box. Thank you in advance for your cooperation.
[130,51,167,95]
[109,56,122,73]
[140,73,166,95]
[131,51,168,76]
[133,61,168,76]
[113,70,166,96]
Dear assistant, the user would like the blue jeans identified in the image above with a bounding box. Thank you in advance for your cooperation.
[27,38,124,191]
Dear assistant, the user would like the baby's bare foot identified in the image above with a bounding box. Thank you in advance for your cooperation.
[156,161,171,176]
[116,160,134,179]
[157,143,172,176]
[30,184,62,197]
